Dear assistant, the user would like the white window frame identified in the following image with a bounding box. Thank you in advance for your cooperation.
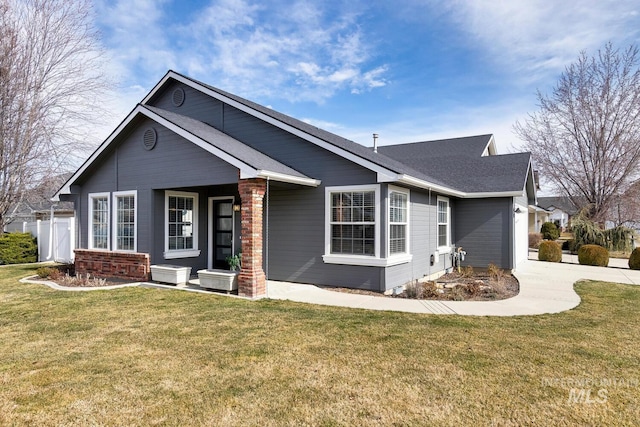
[388,185,412,263]
[112,190,137,252]
[88,192,110,250]
[323,184,410,267]
[164,190,200,259]
[437,196,451,252]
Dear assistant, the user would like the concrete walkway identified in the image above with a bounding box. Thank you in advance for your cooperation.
[267,257,640,316]
[20,253,640,316]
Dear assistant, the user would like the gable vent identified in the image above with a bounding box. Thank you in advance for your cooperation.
[172,87,185,107]
[143,128,157,150]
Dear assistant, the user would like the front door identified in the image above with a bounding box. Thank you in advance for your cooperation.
[211,199,234,269]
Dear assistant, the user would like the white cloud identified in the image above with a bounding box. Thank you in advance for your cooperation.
[443,0,640,81]
[95,0,388,106]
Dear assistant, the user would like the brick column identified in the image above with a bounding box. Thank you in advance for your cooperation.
[238,178,267,298]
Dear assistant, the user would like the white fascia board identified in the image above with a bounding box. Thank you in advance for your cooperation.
[152,72,401,180]
[256,170,320,187]
[396,174,524,199]
[396,175,465,197]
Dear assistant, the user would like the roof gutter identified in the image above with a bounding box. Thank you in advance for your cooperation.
[256,170,320,187]
[396,174,525,199]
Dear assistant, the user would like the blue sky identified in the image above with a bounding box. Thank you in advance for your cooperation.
[92,0,640,155]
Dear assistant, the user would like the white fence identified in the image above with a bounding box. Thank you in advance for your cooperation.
[17,218,75,263]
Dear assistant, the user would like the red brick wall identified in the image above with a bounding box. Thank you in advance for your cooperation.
[238,178,266,298]
[74,249,150,281]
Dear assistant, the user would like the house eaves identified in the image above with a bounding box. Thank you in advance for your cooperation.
[143,71,464,192]
[53,104,319,200]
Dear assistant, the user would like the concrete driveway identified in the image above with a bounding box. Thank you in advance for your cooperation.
[267,257,640,316]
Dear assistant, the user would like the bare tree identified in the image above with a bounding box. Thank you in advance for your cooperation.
[515,43,640,222]
[0,0,111,231]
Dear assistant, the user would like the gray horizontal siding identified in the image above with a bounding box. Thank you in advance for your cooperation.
[454,198,512,269]
[384,189,451,291]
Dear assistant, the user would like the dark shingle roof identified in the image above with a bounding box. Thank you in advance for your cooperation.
[379,141,532,193]
[145,105,311,180]
[537,197,580,214]
[151,72,533,195]
[176,73,441,181]
[378,135,493,159]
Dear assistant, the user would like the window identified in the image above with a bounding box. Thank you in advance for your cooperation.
[113,191,137,251]
[437,196,450,248]
[389,188,409,254]
[330,189,376,256]
[89,193,110,250]
[165,191,200,259]
[323,185,411,267]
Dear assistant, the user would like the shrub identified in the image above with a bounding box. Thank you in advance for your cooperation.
[460,265,474,278]
[540,222,560,240]
[538,240,562,262]
[578,244,609,267]
[465,281,482,297]
[487,263,504,283]
[405,280,438,299]
[37,266,54,278]
[0,232,37,264]
[629,248,640,270]
[529,233,543,249]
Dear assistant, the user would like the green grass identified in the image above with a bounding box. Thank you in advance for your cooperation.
[1,264,639,426]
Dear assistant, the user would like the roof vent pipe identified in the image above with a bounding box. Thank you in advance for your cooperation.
[373,133,378,153]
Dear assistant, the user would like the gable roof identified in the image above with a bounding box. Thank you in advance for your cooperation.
[537,197,580,214]
[55,70,535,200]
[145,106,313,181]
[378,139,532,194]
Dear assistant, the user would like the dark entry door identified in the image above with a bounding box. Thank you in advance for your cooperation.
[213,200,233,269]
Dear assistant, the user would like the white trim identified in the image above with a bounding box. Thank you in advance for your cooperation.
[388,185,410,257]
[256,170,320,187]
[164,190,200,259]
[208,196,235,269]
[437,196,451,251]
[88,192,110,250]
[322,253,412,267]
[112,190,138,252]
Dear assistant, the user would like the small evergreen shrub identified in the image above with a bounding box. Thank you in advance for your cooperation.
[628,248,640,270]
[540,222,560,240]
[578,244,609,267]
[529,232,543,249]
[538,240,562,262]
[0,232,37,264]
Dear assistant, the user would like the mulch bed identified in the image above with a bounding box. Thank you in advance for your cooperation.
[323,270,519,301]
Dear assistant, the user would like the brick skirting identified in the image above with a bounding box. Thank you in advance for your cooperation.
[74,249,150,281]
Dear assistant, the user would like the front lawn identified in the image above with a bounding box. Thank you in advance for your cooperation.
[1,265,639,425]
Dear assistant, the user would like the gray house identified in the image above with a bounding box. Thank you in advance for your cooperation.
[54,71,536,298]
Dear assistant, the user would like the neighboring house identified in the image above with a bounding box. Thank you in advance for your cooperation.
[4,200,74,233]
[54,71,537,298]
[528,205,551,234]
[4,173,75,233]
[537,197,580,230]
